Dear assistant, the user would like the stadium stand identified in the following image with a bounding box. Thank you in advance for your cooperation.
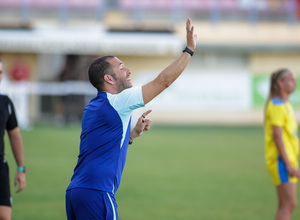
[0,0,300,127]
[0,0,298,26]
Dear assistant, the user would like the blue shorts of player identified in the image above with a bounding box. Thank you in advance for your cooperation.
[66,188,118,220]
[267,156,298,186]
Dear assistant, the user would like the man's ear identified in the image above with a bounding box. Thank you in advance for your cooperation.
[104,74,115,85]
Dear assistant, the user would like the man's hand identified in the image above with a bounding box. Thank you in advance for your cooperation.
[130,110,152,141]
[186,17,197,51]
[15,171,26,193]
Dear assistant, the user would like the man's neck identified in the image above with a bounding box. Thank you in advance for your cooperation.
[102,86,118,94]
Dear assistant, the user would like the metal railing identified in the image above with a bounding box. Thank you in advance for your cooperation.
[0,0,298,26]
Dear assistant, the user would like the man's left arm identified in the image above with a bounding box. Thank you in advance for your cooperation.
[8,127,26,193]
[130,110,152,144]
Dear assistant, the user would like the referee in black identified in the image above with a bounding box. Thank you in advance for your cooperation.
[0,58,26,220]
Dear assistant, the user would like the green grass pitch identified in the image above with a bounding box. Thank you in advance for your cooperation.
[4,125,300,220]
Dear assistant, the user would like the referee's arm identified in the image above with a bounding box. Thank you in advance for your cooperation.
[8,127,26,193]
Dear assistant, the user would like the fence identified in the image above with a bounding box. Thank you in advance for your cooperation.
[0,0,299,25]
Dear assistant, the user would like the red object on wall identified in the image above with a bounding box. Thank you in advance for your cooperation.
[11,58,30,81]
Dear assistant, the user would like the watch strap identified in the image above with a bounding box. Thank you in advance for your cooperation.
[182,46,194,56]
[17,166,26,173]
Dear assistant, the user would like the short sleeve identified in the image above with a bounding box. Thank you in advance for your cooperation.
[107,86,145,112]
[6,98,18,131]
[269,103,285,127]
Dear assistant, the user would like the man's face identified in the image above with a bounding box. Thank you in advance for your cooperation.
[109,57,133,93]
[0,62,3,83]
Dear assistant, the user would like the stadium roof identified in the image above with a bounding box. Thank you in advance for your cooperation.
[0,28,182,56]
[1,21,300,55]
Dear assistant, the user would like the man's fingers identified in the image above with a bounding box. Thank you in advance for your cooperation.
[186,17,191,31]
[144,119,151,131]
[17,181,26,193]
[142,109,152,118]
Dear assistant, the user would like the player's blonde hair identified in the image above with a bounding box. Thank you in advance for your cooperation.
[263,68,291,123]
[269,68,291,98]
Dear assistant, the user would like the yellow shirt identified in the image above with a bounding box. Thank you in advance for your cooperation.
[265,98,299,167]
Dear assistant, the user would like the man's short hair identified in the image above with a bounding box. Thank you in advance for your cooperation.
[88,56,115,91]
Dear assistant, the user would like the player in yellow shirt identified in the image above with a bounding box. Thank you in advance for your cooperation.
[264,68,300,220]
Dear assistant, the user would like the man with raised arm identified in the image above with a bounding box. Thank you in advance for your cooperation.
[66,18,197,220]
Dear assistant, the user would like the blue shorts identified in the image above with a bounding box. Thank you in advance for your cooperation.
[65,188,118,220]
[267,156,298,186]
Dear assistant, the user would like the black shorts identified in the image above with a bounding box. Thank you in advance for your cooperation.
[0,161,12,207]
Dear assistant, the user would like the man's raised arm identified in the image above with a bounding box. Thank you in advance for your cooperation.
[142,17,197,105]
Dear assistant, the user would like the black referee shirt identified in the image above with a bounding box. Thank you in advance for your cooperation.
[0,94,18,162]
